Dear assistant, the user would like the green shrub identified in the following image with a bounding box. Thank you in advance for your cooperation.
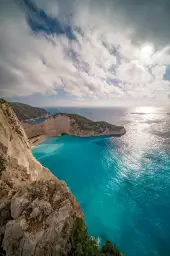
[101,240,121,256]
[68,218,122,256]
[61,133,68,136]
[69,218,99,256]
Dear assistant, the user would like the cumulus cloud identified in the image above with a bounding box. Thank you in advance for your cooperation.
[0,0,170,106]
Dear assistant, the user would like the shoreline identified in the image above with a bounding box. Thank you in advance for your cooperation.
[30,135,49,147]
[30,131,126,147]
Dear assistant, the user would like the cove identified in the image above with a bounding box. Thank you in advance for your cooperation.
[32,134,170,256]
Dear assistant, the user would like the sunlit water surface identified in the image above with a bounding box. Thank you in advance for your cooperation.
[32,107,170,256]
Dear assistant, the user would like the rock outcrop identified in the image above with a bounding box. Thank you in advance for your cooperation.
[22,113,126,145]
[0,99,82,255]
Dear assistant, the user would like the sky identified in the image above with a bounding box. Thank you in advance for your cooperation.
[1,0,170,107]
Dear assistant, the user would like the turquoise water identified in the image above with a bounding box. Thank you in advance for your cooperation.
[32,107,170,256]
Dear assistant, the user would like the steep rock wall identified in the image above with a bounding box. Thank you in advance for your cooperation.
[0,100,82,256]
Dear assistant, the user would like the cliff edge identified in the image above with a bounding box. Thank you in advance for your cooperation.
[0,99,123,256]
[0,99,83,255]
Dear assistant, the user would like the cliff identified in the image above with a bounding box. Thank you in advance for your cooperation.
[10,102,50,121]
[0,99,83,255]
[23,113,126,145]
[0,99,123,256]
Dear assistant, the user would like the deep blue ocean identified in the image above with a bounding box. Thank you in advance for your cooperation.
[32,106,170,256]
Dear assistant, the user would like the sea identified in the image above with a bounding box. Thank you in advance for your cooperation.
[32,106,170,256]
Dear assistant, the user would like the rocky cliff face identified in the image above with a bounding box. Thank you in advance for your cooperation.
[0,100,82,255]
[23,113,126,145]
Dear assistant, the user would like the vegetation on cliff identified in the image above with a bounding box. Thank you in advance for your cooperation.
[55,113,124,134]
[68,218,121,256]
[10,102,49,121]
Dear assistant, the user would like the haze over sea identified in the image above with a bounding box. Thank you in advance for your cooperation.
[32,106,170,256]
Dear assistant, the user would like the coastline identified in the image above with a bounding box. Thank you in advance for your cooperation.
[30,131,126,147]
[30,134,49,147]
[24,113,126,147]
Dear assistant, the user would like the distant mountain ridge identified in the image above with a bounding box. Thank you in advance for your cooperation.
[10,102,50,121]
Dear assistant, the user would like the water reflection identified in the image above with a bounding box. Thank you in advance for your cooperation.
[33,106,170,256]
[134,106,157,114]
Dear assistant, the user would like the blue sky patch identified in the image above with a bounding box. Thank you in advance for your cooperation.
[163,66,170,81]
[106,78,121,87]
[22,0,76,40]
[66,49,90,74]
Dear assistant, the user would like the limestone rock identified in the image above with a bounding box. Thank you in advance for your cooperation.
[2,180,82,256]
[0,99,83,255]
[11,197,29,219]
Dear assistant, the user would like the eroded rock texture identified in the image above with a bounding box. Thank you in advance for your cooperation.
[0,99,82,256]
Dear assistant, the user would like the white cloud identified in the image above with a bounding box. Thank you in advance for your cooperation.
[151,65,166,81]
[116,62,152,84]
[0,0,170,106]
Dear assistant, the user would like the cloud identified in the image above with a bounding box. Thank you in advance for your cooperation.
[70,0,170,48]
[0,0,170,106]
[31,0,170,48]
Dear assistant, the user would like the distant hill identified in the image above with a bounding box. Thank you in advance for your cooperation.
[54,113,123,132]
[23,111,126,145]
[10,102,49,121]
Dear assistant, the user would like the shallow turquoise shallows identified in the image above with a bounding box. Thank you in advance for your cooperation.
[32,107,170,256]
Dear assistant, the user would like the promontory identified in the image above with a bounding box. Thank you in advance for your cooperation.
[20,110,126,145]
